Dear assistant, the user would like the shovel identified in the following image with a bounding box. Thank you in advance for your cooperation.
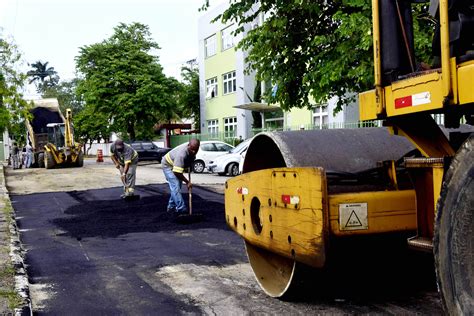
[175,169,203,224]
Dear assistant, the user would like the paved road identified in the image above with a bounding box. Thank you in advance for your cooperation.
[6,161,443,314]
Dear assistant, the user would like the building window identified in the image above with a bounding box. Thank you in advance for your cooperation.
[206,77,218,99]
[224,117,237,138]
[207,119,219,136]
[221,26,234,51]
[205,34,216,58]
[223,71,236,95]
[312,105,328,128]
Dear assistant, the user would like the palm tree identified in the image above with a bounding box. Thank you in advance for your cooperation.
[27,61,59,92]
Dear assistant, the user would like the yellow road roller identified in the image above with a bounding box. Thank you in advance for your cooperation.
[225,0,474,314]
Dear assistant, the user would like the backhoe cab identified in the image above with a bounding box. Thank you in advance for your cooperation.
[43,109,83,169]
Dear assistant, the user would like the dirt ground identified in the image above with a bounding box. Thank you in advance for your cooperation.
[5,158,228,195]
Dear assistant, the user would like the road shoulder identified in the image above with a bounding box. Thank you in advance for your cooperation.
[0,164,31,315]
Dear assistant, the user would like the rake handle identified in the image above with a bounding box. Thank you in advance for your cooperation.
[188,170,192,215]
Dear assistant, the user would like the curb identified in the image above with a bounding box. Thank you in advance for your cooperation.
[0,165,32,315]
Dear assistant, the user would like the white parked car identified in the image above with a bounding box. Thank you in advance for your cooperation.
[208,139,251,176]
[176,141,234,173]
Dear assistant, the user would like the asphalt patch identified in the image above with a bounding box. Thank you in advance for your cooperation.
[52,184,229,239]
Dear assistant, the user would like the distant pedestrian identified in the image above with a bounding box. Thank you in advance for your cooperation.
[110,139,139,198]
[25,142,34,168]
[161,139,200,215]
[11,142,20,169]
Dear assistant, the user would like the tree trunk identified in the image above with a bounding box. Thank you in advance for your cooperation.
[86,140,93,155]
[128,122,135,140]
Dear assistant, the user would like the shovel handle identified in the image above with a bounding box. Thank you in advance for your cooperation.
[188,169,192,215]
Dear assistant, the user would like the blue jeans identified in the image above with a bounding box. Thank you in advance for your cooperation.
[163,167,187,213]
[25,153,33,168]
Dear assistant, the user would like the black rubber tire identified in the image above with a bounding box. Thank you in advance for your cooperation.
[76,151,84,167]
[434,135,473,315]
[44,151,55,169]
[38,153,45,168]
[228,163,239,176]
[193,160,205,173]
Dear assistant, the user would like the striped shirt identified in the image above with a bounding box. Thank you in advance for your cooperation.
[111,143,138,165]
[161,144,195,174]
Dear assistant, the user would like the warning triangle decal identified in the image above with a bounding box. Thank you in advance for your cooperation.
[345,210,363,228]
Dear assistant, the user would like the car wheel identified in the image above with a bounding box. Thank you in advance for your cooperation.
[193,160,205,173]
[229,163,239,176]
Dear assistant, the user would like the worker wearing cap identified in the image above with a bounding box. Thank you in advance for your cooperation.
[161,139,200,214]
[11,142,20,169]
[110,139,139,198]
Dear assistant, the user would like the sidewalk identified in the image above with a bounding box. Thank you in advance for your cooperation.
[0,164,31,315]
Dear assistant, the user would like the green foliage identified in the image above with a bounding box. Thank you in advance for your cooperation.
[207,0,433,112]
[75,22,179,140]
[42,78,84,116]
[74,103,110,151]
[27,61,59,93]
[0,35,31,139]
[179,60,200,131]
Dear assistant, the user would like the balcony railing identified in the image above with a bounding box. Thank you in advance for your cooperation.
[170,120,382,147]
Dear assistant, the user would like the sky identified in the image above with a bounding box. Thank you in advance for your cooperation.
[0,0,224,98]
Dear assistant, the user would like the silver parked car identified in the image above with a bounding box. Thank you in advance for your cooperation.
[208,139,251,176]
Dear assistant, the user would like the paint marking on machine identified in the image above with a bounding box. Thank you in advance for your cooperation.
[281,195,300,205]
[237,187,248,195]
[339,203,368,231]
[394,92,431,109]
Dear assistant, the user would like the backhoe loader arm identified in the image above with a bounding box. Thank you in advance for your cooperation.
[65,108,74,148]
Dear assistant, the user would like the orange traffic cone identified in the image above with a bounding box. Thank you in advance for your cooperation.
[97,149,104,162]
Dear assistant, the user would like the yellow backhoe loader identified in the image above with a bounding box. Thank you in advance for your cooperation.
[224,0,473,314]
[26,98,83,169]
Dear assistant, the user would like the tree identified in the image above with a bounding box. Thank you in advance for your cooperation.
[179,59,200,131]
[42,78,84,115]
[75,22,179,140]
[74,103,110,154]
[203,0,433,112]
[27,61,59,93]
[0,35,30,140]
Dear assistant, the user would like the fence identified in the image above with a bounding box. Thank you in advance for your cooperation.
[170,120,382,147]
[84,142,113,157]
[170,132,244,148]
[84,140,166,157]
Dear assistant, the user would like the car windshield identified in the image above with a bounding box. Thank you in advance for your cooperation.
[230,139,250,154]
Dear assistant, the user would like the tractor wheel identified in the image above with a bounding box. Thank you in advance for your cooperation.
[38,153,45,168]
[44,151,56,169]
[76,151,84,167]
[228,163,239,176]
[434,135,473,315]
[192,160,205,173]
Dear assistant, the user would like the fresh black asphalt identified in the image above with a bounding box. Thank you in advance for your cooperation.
[11,184,246,315]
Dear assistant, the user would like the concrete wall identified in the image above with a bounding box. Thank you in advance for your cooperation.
[85,141,165,157]
[198,3,256,139]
